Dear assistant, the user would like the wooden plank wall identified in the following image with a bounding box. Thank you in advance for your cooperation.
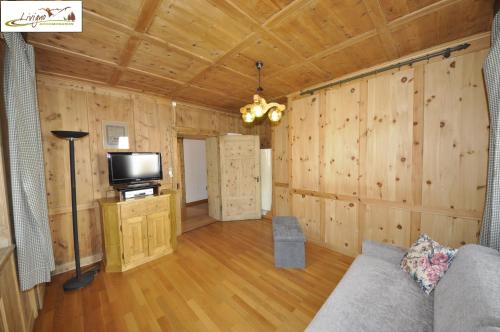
[273,36,490,257]
[37,75,270,270]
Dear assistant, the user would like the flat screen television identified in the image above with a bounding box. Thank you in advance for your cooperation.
[107,152,162,185]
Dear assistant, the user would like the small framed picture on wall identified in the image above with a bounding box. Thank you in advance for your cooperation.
[102,121,129,149]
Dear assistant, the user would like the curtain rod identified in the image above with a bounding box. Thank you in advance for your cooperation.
[300,43,471,96]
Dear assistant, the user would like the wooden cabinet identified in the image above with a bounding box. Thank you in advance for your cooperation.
[99,192,177,272]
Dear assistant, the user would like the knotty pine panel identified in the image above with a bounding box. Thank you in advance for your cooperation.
[420,213,481,248]
[364,69,414,203]
[422,50,489,214]
[274,186,290,216]
[321,82,360,196]
[290,94,320,191]
[38,82,94,212]
[292,194,321,242]
[272,110,288,184]
[362,204,411,247]
[324,198,359,257]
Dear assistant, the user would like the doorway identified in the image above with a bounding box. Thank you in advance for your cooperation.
[177,137,216,233]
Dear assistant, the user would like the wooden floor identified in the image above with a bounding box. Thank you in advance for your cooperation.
[34,220,353,332]
[181,202,217,233]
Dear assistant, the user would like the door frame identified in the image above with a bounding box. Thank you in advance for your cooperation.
[175,132,216,233]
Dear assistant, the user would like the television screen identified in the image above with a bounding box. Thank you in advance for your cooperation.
[107,152,162,185]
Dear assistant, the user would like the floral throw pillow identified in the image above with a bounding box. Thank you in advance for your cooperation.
[400,234,458,295]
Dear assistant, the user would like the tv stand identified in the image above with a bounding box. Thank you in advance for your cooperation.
[114,182,160,201]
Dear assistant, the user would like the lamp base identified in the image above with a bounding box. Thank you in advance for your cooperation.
[63,267,99,291]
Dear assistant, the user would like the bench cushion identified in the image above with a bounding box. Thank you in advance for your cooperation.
[272,216,305,242]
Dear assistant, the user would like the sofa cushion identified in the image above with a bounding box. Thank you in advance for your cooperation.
[306,255,433,332]
[401,234,458,294]
[434,244,500,332]
[362,240,406,265]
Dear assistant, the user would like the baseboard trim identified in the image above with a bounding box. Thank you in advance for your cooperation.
[52,253,103,275]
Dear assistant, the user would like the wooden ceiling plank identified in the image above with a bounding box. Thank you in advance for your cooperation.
[135,0,164,33]
[387,0,460,31]
[306,29,378,62]
[29,41,119,67]
[362,0,400,58]
[141,34,214,65]
[183,32,259,85]
[263,0,312,27]
[125,67,187,86]
[82,8,135,34]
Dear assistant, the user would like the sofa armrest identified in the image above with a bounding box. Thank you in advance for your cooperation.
[362,240,406,265]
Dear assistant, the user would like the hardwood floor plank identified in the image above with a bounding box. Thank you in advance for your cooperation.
[34,220,353,331]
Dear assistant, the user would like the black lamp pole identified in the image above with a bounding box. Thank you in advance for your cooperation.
[51,131,98,291]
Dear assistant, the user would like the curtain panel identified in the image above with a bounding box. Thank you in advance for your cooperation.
[3,33,54,290]
[481,12,500,252]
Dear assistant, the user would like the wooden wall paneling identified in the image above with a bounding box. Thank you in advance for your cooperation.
[37,83,94,212]
[157,99,176,190]
[290,94,320,191]
[175,102,219,135]
[321,82,360,196]
[177,138,186,207]
[292,194,321,242]
[422,50,489,215]
[272,110,288,184]
[133,95,161,152]
[420,213,481,248]
[324,199,359,257]
[49,208,101,267]
[36,76,271,268]
[362,204,411,247]
[410,64,425,243]
[273,186,290,216]
[87,90,136,199]
[206,137,222,220]
[365,69,414,203]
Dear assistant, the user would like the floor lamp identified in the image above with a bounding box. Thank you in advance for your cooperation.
[51,131,98,291]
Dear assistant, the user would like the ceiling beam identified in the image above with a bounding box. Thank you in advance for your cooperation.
[362,0,399,59]
[108,0,164,86]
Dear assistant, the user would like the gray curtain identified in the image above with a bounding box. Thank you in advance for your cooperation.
[3,33,54,290]
[481,12,500,252]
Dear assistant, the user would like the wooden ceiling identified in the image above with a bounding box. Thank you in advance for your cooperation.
[28,0,494,112]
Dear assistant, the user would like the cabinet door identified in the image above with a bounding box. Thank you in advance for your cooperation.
[147,211,171,256]
[122,216,148,264]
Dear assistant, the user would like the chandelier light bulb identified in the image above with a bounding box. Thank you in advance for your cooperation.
[242,110,255,123]
[268,108,282,122]
[252,103,264,118]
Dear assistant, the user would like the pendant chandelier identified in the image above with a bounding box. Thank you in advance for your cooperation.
[240,61,285,124]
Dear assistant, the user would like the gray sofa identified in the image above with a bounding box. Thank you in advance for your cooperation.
[306,241,500,332]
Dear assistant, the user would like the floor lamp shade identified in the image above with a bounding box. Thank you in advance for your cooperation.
[51,130,98,290]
